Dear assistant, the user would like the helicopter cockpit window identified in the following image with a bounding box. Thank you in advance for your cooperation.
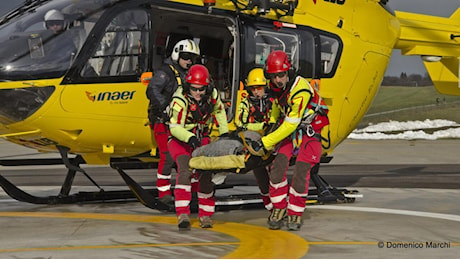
[84,9,149,78]
[320,35,340,76]
[0,0,110,80]
[0,0,101,80]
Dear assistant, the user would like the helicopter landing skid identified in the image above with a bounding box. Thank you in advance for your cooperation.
[0,170,360,209]
[112,163,362,211]
[0,172,140,204]
[0,155,361,210]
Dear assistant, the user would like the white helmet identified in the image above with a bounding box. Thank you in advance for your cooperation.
[44,9,64,21]
[44,9,64,29]
[170,39,200,62]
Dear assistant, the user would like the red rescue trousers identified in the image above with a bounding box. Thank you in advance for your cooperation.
[168,137,214,218]
[269,135,322,216]
[253,166,272,211]
[153,123,175,199]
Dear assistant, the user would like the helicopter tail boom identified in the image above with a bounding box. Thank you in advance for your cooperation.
[394,8,460,95]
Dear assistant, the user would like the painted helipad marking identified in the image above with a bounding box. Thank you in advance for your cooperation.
[0,212,309,259]
[308,205,460,222]
[2,205,459,257]
[306,241,460,246]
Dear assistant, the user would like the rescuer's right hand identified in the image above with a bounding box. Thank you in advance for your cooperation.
[247,139,266,157]
[187,136,200,149]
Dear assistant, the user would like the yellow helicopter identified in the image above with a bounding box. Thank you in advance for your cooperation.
[1,0,460,208]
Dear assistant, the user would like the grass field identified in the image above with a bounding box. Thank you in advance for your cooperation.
[356,86,460,129]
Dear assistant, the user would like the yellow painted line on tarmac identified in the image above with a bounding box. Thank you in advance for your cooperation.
[0,212,309,258]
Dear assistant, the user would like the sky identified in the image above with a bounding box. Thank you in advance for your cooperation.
[1,1,459,76]
[388,0,460,17]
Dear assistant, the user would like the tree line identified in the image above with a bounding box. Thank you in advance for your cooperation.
[381,72,432,86]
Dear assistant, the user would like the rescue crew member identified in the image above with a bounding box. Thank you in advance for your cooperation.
[44,9,66,35]
[251,50,329,231]
[168,64,229,230]
[43,9,77,67]
[235,67,279,211]
[146,39,200,207]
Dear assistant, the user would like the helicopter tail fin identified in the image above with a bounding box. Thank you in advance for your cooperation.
[450,8,460,20]
[394,8,460,95]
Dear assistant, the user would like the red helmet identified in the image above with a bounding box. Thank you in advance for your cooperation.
[186,64,210,85]
[264,50,291,74]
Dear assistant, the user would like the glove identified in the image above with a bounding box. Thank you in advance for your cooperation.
[251,140,262,151]
[187,136,200,149]
[162,114,169,122]
[247,139,266,157]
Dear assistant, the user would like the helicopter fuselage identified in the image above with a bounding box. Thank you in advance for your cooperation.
[0,0,399,164]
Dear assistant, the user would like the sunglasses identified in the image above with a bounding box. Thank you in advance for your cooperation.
[179,52,198,61]
[46,20,64,27]
[266,71,287,79]
[190,86,206,92]
[249,85,265,91]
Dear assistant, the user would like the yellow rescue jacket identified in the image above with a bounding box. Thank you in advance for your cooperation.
[169,87,229,143]
[261,76,315,150]
[235,93,280,133]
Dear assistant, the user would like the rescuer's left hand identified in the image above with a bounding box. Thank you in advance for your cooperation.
[187,136,200,149]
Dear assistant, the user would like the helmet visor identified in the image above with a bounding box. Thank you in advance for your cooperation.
[265,71,287,80]
[190,85,206,92]
[46,20,64,28]
[179,52,199,62]
[248,85,265,91]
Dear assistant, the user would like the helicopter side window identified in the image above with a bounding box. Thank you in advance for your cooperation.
[242,20,342,82]
[320,35,340,77]
[84,9,149,78]
[242,22,316,81]
[253,31,299,70]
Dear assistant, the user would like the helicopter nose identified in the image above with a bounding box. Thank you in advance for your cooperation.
[0,85,55,123]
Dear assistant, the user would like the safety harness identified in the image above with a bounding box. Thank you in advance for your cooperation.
[168,64,183,89]
[170,89,218,141]
[274,78,331,150]
[301,79,331,149]
[239,94,274,128]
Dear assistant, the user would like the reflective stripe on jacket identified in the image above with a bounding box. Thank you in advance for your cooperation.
[261,76,314,149]
[169,88,228,143]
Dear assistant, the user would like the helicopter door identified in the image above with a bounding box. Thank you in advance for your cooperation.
[84,9,149,79]
[60,8,150,118]
[146,6,238,121]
